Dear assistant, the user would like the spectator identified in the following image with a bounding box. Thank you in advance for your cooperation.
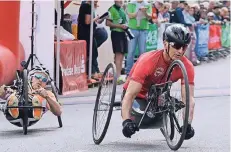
[212,5,222,21]
[220,7,230,22]
[207,12,215,22]
[169,0,179,23]
[207,12,222,25]
[156,1,169,24]
[156,2,170,50]
[151,0,163,23]
[198,8,209,24]
[183,4,200,65]
[106,0,128,84]
[162,2,171,20]
[77,0,101,80]
[125,0,152,76]
[169,0,191,26]
[208,1,216,12]
[81,1,108,48]
[94,2,109,48]
[192,4,201,21]
[183,4,194,26]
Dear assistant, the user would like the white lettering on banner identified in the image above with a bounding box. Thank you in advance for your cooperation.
[62,54,85,76]
[81,54,85,73]
[146,30,157,47]
[62,67,74,76]
[74,65,81,74]
[209,36,220,43]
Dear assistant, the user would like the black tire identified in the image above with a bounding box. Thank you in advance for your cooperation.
[51,81,63,128]
[92,63,117,145]
[162,60,190,150]
[22,69,29,135]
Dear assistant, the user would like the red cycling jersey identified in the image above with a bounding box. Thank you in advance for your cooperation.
[123,50,195,99]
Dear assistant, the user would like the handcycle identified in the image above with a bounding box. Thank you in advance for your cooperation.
[92,60,190,151]
[0,58,62,135]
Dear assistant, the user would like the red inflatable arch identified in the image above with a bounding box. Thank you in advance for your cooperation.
[0,1,25,85]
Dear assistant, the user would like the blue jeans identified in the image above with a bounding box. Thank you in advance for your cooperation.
[94,27,108,48]
[125,29,148,75]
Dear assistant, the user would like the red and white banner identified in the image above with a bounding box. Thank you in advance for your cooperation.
[55,40,88,95]
[208,25,222,50]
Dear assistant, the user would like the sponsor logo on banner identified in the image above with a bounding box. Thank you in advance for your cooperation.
[56,41,88,95]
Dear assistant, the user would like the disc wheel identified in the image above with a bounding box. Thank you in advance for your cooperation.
[22,69,29,135]
[92,63,117,145]
[161,60,190,150]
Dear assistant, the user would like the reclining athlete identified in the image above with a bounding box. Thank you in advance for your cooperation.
[121,24,195,140]
[0,66,62,127]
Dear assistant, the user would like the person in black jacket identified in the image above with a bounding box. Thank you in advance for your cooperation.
[78,1,102,79]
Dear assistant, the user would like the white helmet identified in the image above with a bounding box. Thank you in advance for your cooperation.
[28,65,50,82]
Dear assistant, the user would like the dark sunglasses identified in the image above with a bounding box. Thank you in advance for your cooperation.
[169,42,188,50]
[34,74,48,83]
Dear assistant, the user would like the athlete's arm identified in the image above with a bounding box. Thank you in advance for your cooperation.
[121,80,142,120]
[121,53,151,121]
[45,93,62,116]
[37,89,62,116]
[181,85,195,124]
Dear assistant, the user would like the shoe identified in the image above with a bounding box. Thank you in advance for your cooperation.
[32,95,43,120]
[97,73,103,78]
[117,77,125,85]
[91,73,100,81]
[87,78,97,84]
[7,94,19,119]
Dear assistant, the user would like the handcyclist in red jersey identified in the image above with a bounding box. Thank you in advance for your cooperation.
[121,24,195,140]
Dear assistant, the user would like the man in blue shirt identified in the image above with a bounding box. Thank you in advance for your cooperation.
[169,1,191,27]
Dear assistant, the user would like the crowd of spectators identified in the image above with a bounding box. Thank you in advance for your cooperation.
[68,0,230,84]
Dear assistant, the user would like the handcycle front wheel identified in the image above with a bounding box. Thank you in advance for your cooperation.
[161,60,190,150]
[22,69,29,135]
[92,63,117,145]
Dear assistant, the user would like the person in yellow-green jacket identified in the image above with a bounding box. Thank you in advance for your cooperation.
[125,0,152,76]
[106,0,128,85]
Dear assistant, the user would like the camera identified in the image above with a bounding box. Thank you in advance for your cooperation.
[124,27,134,40]
[99,12,109,20]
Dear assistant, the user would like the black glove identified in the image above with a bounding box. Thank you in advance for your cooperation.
[180,124,195,140]
[185,124,195,140]
[122,119,139,138]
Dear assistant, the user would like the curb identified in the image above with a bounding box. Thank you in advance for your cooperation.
[60,88,230,105]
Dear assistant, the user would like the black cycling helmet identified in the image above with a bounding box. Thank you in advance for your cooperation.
[163,24,191,45]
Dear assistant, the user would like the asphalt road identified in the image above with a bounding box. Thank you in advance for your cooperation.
[0,57,230,152]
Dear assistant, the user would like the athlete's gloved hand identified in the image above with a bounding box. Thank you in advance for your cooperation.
[179,124,195,140]
[184,124,195,140]
[122,119,139,138]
